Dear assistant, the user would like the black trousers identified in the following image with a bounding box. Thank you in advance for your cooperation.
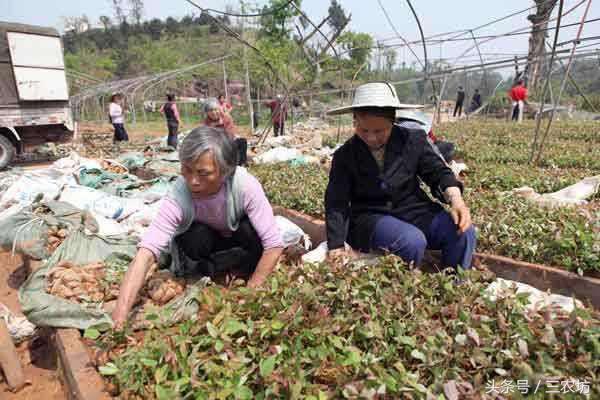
[273,121,284,137]
[176,217,262,276]
[234,138,247,166]
[167,122,179,148]
[453,102,463,117]
[512,104,520,121]
[113,123,129,142]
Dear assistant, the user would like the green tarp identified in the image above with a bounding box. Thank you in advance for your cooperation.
[19,229,137,330]
[0,201,98,260]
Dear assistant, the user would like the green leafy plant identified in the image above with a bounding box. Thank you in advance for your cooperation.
[94,258,600,398]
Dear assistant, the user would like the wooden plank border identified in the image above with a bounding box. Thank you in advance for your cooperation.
[54,328,110,400]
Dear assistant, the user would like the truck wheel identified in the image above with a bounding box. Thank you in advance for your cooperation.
[0,135,16,170]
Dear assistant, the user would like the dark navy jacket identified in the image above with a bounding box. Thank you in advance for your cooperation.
[325,124,462,251]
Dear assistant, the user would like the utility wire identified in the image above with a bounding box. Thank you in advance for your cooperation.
[447,0,586,73]
[312,17,600,67]
[377,0,424,69]
[530,0,565,163]
[535,0,594,165]
[376,4,537,44]
[296,49,599,96]
[557,34,600,46]
[406,0,433,106]
[183,0,290,96]
[188,0,297,18]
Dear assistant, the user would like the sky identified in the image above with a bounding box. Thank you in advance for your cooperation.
[3,0,600,72]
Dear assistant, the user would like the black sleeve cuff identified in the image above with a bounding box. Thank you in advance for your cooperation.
[439,175,463,193]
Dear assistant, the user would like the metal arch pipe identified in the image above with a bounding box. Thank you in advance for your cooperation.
[406,0,435,106]
[288,0,347,139]
[184,0,298,145]
[377,0,424,69]
[130,56,230,123]
[449,0,586,69]
[530,0,566,163]
[283,49,598,112]
[139,56,232,102]
[72,59,228,124]
[469,29,488,95]
[139,56,232,122]
[482,77,507,118]
[535,0,593,164]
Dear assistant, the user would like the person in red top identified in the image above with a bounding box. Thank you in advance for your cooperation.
[218,94,233,114]
[204,98,236,137]
[266,94,288,137]
[509,80,528,122]
[203,98,247,165]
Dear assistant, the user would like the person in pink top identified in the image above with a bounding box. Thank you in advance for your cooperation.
[112,126,283,328]
[204,98,247,166]
[218,93,233,114]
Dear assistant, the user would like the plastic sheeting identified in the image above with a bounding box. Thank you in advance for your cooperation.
[254,147,303,164]
[484,278,583,313]
[275,216,310,249]
[0,169,76,209]
[0,201,97,260]
[117,152,147,170]
[59,185,145,221]
[511,175,600,208]
[0,303,36,343]
[18,227,213,331]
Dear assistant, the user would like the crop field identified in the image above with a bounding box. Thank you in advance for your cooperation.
[86,120,600,399]
[7,1,600,398]
[252,120,600,275]
[92,260,599,399]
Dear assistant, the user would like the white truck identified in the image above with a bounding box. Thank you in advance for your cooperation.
[0,21,73,168]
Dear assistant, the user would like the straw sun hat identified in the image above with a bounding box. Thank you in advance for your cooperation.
[326,82,423,116]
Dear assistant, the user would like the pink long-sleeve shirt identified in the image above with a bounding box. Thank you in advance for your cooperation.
[139,172,283,259]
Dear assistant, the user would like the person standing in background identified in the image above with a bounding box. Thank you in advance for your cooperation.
[267,94,288,137]
[509,80,528,122]
[203,98,247,166]
[469,89,482,113]
[160,94,182,149]
[218,94,233,114]
[453,86,465,117]
[109,93,129,143]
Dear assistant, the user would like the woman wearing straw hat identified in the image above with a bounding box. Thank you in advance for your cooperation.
[325,82,476,270]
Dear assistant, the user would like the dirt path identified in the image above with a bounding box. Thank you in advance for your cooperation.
[0,252,66,399]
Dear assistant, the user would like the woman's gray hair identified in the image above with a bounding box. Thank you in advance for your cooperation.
[204,97,220,113]
[179,126,238,177]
